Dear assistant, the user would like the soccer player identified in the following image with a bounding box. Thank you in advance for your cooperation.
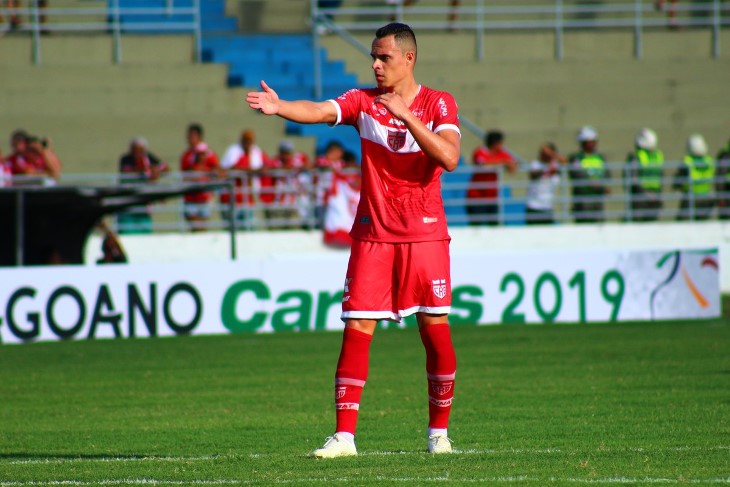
[246,22,460,458]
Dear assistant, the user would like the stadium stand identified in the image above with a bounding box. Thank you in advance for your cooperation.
[2,0,729,229]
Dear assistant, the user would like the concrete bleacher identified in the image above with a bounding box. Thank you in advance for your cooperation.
[321,27,730,164]
[2,1,729,203]
[0,34,310,176]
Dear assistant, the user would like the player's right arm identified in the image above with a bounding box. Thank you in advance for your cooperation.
[246,80,337,125]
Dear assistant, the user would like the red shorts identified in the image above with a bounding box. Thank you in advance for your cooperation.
[341,239,452,322]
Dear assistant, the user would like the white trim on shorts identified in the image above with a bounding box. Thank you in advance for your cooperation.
[341,310,400,322]
[400,305,452,318]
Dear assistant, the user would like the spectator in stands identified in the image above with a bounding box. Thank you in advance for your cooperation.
[96,221,128,264]
[655,0,680,29]
[1,1,48,31]
[117,136,168,234]
[180,123,219,232]
[626,128,665,222]
[220,129,265,172]
[2,1,21,30]
[568,126,610,223]
[447,1,460,30]
[673,133,715,221]
[525,142,566,225]
[5,129,62,183]
[716,136,730,220]
[323,150,361,247]
[219,129,269,229]
[0,146,10,187]
[314,139,346,227]
[466,130,518,226]
[266,140,312,229]
[119,136,166,183]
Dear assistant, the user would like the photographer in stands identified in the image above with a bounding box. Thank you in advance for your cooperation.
[4,129,62,184]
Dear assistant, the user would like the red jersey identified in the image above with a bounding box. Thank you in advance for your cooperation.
[330,86,460,243]
[6,151,45,175]
[467,146,514,200]
[220,149,270,205]
[180,147,219,203]
[268,152,311,205]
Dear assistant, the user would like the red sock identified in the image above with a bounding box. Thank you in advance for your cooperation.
[334,327,372,435]
[419,324,456,429]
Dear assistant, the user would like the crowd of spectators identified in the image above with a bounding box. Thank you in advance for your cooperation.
[3,124,730,234]
[465,126,730,226]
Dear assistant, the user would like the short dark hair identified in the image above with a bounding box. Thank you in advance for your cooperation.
[188,123,204,137]
[376,22,417,55]
[485,130,504,147]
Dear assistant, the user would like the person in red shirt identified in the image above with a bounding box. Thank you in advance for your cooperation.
[117,136,168,233]
[247,22,460,458]
[180,123,219,232]
[264,140,312,228]
[218,129,268,230]
[322,150,361,247]
[5,129,62,184]
[313,139,345,228]
[466,130,517,225]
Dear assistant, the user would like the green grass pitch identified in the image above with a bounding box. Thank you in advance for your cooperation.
[1,299,728,485]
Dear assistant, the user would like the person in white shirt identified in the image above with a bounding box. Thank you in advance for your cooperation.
[525,142,566,225]
[220,129,265,171]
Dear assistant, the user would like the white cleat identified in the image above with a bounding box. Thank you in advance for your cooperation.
[427,433,453,454]
[309,433,358,458]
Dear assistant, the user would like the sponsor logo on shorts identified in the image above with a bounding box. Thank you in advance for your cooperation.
[423,217,438,224]
[359,216,371,224]
[432,279,447,299]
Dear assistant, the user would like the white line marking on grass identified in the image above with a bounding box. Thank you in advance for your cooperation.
[360,445,730,456]
[6,456,223,465]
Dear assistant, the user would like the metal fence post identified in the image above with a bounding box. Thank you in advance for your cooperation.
[311,0,322,100]
[476,0,484,62]
[712,0,720,58]
[193,0,202,63]
[555,0,564,61]
[15,190,25,266]
[634,0,643,60]
[31,0,41,65]
[112,0,122,64]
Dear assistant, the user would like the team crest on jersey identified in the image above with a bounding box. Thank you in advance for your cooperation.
[432,279,447,299]
[387,130,406,151]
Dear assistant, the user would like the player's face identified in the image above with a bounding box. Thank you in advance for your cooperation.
[370,35,412,90]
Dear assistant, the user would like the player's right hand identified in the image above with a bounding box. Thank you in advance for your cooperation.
[246,80,280,115]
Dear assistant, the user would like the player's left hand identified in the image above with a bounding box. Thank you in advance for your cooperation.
[374,92,409,121]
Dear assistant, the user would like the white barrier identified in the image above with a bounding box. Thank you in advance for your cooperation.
[84,221,730,292]
[0,224,722,344]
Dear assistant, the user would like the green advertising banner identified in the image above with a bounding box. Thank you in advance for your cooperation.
[0,248,720,344]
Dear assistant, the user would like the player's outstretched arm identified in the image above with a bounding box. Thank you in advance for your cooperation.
[246,80,337,125]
